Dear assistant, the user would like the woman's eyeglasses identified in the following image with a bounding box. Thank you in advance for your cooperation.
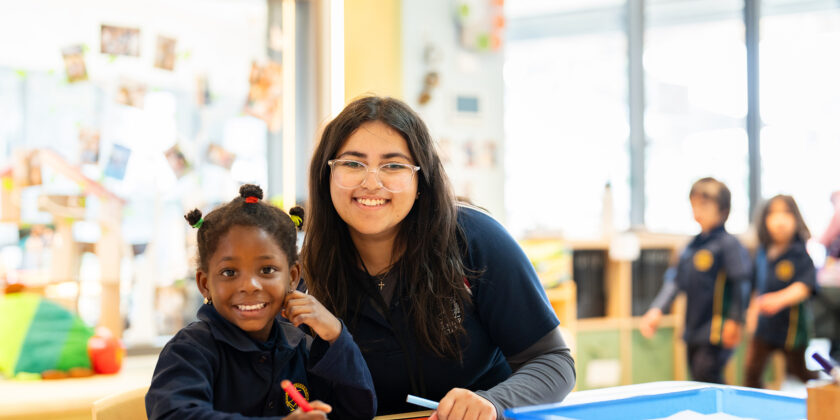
[328,159,420,193]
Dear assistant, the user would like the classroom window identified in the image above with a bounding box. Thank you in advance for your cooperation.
[504,4,629,238]
[643,0,749,234]
[759,3,840,238]
[504,0,840,237]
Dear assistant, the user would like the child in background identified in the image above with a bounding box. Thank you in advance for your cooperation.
[641,177,752,384]
[744,195,818,388]
[146,185,376,419]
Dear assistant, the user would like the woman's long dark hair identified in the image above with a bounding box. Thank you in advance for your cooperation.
[302,96,471,359]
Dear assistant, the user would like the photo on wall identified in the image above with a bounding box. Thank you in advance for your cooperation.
[115,81,146,108]
[244,61,283,132]
[206,144,235,170]
[154,35,177,71]
[104,144,132,180]
[164,144,190,178]
[100,25,141,56]
[61,45,88,83]
[79,127,100,164]
[196,75,212,106]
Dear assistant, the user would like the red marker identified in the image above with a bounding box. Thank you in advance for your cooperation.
[281,379,313,412]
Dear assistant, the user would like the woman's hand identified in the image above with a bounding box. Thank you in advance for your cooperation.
[283,291,343,343]
[429,388,496,420]
[284,400,332,419]
[640,308,663,339]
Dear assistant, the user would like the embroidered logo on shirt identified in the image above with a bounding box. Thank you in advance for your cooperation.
[440,297,464,335]
[284,382,310,412]
[776,260,795,282]
[693,249,714,272]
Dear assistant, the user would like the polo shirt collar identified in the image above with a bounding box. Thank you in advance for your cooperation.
[198,304,306,352]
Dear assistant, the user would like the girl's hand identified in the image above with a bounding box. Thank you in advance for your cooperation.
[283,291,343,343]
[757,293,784,316]
[721,319,742,349]
[284,400,332,419]
[429,388,496,420]
[745,301,759,334]
[640,308,663,339]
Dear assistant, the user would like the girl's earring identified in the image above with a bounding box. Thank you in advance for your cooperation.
[203,296,212,305]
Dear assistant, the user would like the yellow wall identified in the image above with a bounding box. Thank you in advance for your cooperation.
[344,0,402,101]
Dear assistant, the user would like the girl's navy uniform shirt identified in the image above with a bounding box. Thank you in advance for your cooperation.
[347,205,560,415]
[145,304,376,419]
[653,225,752,345]
[754,239,817,349]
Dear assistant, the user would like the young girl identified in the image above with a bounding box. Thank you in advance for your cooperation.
[744,195,819,388]
[146,185,376,419]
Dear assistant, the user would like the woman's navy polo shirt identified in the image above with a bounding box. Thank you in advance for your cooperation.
[673,225,751,345]
[754,240,817,349]
[347,205,560,415]
[145,304,376,419]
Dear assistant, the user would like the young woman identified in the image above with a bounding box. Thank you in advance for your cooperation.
[301,96,575,419]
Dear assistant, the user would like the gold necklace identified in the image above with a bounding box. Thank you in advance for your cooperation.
[374,272,387,291]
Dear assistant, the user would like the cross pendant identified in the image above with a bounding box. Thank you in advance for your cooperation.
[377,279,385,291]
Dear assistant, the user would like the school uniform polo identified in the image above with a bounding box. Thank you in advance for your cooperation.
[346,205,560,415]
[651,225,752,346]
[145,304,376,419]
[754,240,817,350]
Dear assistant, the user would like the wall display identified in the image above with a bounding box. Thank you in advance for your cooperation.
[115,81,146,108]
[164,144,189,178]
[244,61,283,132]
[196,75,211,106]
[478,140,497,168]
[61,45,88,83]
[104,144,131,180]
[100,25,141,56]
[78,127,100,164]
[418,44,443,105]
[206,143,235,170]
[463,140,476,167]
[436,138,453,164]
[154,35,177,71]
[454,0,505,52]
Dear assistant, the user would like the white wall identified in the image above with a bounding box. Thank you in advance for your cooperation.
[402,0,506,221]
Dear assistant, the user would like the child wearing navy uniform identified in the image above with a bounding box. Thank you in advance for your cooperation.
[641,177,751,384]
[145,185,376,419]
[744,195,818,388]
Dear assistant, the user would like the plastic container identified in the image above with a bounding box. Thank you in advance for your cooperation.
[504,386,806,420]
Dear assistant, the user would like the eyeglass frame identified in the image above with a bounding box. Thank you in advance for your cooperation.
[327,159,421,192]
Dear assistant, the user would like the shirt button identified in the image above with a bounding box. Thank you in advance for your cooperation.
[268,401,275,409]
[258,354,268,363]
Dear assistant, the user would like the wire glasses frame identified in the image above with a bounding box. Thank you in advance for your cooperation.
[327,159,421,193]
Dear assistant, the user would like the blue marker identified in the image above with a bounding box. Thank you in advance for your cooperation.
[406,394,439,410]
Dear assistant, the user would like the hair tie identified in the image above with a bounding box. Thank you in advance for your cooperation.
[290,214,302,228]
[191,218,204,229]
[244,196,259,204]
